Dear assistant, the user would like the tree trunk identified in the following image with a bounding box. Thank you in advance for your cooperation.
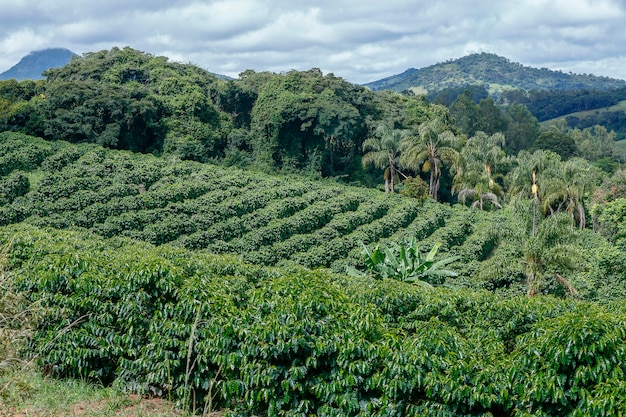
[577,204,586,229]
[384,167,390,193]
[555,273,578,296]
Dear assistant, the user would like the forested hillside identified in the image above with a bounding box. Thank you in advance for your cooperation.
[362,52,626,141]
[364,52,626,94]
[2,47,626,416]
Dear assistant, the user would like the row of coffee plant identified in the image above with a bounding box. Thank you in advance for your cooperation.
[2,132,624,299]
[0,133,449,273]
[3,225,625,416]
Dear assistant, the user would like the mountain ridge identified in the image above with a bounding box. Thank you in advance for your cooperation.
[0,47,77,81]
[364,52,626,94]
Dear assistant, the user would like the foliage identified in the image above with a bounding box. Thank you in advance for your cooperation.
[0,171,30,206]
[247,68,367,175]
[454,131,506,210]
[400,118,462,201]
[0,235,44,376]
[533,129,578,160]
[2,225,626,416]
[361,124,409,192]
[2,48,626,417]
[505,87,626,122]
[365,52,626,94]
[503,102,540,153]
[591,198,626,247]
[0,133,621,303]
[570,125,615,162]
[399,175,430,202]
[354,238,458,286]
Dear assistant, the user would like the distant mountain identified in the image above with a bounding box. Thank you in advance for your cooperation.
[0,48,76,81]
[364,53,626,94]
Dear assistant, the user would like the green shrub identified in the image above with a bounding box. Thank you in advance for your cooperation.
[0,171,30,206]
[5,225,625,416]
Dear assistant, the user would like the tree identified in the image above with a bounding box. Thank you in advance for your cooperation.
[362,124,409,193]
[505,149,561,201]
[477,97,508,135]
[449,90,482,136]
[454,132,507,210]
[400,118,462,201]
[506,150,601,229]
[249,69,367,174]
[540,157,603,229]
[591,198,626,247]
[533,129,577,160]
[504,103,540,153]
[570,125,615,162]
[34,47,229,158]
[523,213,581,296]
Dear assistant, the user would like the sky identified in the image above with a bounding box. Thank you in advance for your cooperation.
[1,0,626,84]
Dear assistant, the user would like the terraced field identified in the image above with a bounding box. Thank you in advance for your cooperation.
[3,132,626,416]
[0,132,499,280]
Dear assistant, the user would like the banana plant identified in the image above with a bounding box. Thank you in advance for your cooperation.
[353,237,459,286]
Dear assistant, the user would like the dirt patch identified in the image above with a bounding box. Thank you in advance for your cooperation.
[70,394,180,416]
[1,394,225,416]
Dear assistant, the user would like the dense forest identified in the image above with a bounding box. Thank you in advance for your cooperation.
[2,47,626,416]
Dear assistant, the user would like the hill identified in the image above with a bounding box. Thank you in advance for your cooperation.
[0,47,76,81]
[2,132,626,416]
[364,52,626,95]
[1,131,623,300]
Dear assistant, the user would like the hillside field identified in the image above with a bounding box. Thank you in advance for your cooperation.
[2,131,626,416]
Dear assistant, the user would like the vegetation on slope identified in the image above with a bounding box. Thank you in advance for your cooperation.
[2,225,626,416]
[364,52,626,94]
[2,47,626,416]
[2,131,625,302]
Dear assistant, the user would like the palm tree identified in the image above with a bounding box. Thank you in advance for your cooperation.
[506,151,602,230]
[541,157,603,229]
[523,213,581,296]
[456,172,503,210]
[454,132,506,210]
[400,118,462,201]
[505,149,561,201]
[362,124,409,193]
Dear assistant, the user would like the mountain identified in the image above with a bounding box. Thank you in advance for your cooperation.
[0,47,76,81]
[364,53,626,95]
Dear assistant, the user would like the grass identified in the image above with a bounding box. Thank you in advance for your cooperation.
[0,366,205,417]
[0,237,208,417]
[25,169,46,192]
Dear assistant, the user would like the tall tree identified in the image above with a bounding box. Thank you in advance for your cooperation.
[477,97,508,135]
[570,125,615,162]
[400,118,462,201]
[505,149,561,201]
[454,132,506,210]
[504,103,540,154]
[250,69,367,174]
[362,124,409,193]
[449,90,481,137]
[540,157,603,229]
[523,213,581,296]
[533,129,577,160]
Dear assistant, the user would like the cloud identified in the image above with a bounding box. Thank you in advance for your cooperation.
[1,0,626,83]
